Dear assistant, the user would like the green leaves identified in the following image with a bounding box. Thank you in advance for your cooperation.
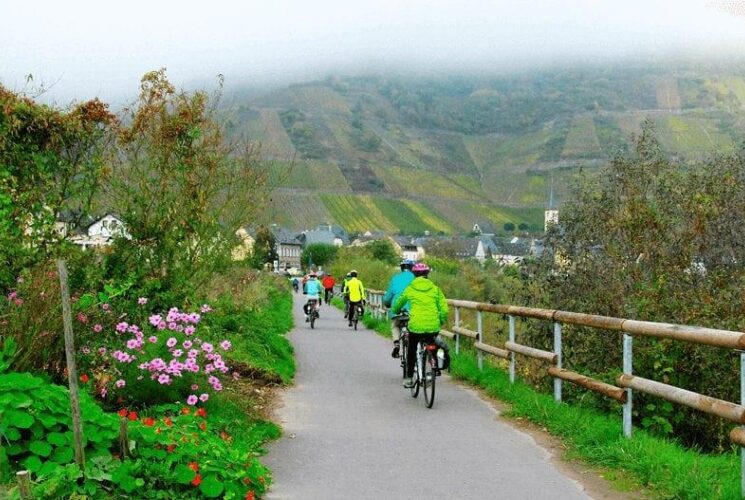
[199,474,224,498]
[6,409,34,429]
[29,440,53,457]
[173,463,196,484]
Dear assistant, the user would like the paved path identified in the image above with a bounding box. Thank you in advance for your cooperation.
[264,296,592,500]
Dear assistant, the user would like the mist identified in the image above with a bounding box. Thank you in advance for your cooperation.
[2,0,745,104]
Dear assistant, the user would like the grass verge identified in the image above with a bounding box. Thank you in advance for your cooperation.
[451,351,740,499]
[330,297,392,339]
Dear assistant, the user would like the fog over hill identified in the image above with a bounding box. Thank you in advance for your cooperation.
[228,62,745,233]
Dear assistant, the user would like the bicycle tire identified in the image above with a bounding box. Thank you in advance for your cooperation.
[400,334,408,379]
[423,349,436,408]
[310,314,315,329]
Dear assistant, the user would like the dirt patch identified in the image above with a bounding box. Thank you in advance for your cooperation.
[451,378,651,500]
[226,375,284,422]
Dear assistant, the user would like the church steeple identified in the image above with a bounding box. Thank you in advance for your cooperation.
[544,173,559,232]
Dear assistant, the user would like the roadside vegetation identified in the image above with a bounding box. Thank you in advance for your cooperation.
[1,72,293,498]
[329,124,745,496]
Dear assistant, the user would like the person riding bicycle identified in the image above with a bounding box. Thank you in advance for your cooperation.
[321,273,336,304]
[343,270,365,327]
[291,277,299,293]
[392,262,449,388]
[341,272,352,318]
[303,273,323,322]
[383,259,415,358]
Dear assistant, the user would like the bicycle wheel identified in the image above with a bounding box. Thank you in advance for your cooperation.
[310,312,315,329]
[423,349,436,408]
[400,334,408,379]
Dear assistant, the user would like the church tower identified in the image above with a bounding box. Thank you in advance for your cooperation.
[544,174,559,232]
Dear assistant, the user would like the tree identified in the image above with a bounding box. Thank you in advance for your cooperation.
[366,239,399,265]
[0,86,114,289]
[108,70,271,291]
[518,222,529,231]
[503,222,515,232]
[301,243,338,269]
[250,226,277,269]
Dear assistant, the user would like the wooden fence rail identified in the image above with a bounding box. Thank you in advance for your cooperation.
[360,288,745,497]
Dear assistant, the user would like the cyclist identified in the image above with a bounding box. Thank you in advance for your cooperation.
[392,262,449,388]
[383,259,415,358]
[321,273,336,304]
[341,272,352,318]
[343,270,365,327]
[303,273,323,322]
[291,277,299,293]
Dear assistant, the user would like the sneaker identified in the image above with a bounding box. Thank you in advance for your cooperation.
[403,378,414,388]
[348,322,353,327]
[391,343,400,358]
[305,316,309,323]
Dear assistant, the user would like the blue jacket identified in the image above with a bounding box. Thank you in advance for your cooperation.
[383,270,414,319]
[304,279,323,299]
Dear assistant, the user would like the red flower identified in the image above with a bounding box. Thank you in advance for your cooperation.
[155,428,162,434]
[188,462,199,472]
[118,408,129,418]
[142,417,156,427]
[128,411,138,421]
[196,407,207,417]
[191,474,202,487]
[220,430,231,441]
[79,374,90,383]
[258,477,265,485]
[245,491,255,500]
[181,407,191,415]
[198,422,207,431]
[242,477,251,485]
[163,417,173,427]
[166,444,176,453]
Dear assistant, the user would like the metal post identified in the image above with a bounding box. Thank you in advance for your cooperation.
[623,333,633,438]
[454,307,461,355]
[57,259,85,470]
[508,315,516,383]
[477,311,483,370]
[740,351,745,498]
[553,322,562,402]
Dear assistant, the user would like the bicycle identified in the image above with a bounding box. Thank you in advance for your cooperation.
[408,336,440,408]
[305,299,320,329]
[391,313,409,379]
[348,301,364,330]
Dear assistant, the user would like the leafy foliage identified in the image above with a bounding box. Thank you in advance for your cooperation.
[301,243,338,269]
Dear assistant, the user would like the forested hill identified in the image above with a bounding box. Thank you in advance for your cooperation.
[225,63,745,234]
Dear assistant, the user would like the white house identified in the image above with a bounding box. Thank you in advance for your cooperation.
[70,214,131,250]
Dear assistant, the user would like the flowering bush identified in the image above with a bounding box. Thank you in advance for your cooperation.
[79,301,234,406]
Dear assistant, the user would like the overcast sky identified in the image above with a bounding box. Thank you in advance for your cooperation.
[2,0,745,104]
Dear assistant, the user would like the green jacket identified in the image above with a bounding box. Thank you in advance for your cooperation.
[392,277,448,334]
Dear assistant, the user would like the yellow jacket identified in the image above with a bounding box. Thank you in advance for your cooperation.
[344,277,365,302]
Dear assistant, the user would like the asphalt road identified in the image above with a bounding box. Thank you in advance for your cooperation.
[264,295,591,500]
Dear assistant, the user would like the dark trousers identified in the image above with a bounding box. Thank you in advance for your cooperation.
[324,288,333,304]
[348,301,363,322]
[406,333,437,378]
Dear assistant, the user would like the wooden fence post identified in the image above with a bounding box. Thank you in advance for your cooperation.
[119,418,129,459]
[17,470,31,499]
[57,259,85,470]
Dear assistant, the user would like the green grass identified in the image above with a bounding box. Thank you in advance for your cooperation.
[372,197,435,235]
[320,194,397,233]
[211,285,296,383]
[330,296,391,339]
[450,351,740,499]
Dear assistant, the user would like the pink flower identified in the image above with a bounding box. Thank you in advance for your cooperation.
[201,343,214,354]
[77,313,88,324]
[200,304,212,313]
[191,384,199,391]
[220,340,231,351]
[199,393,209,402]
[232,372,240,380]
[166,337,177,348]
[102,303,110,311]
[138,297,148,305]
[183,340,193,349]
[149,336,158,343]
[14,299,24,306]
[187,349,199,358]
[187,395,198,406]
[184,325,196,336]
[98,347,107,355]
[82,347,91,354]
[157,322,167,330]
[148,314,162,326]
[188,313,201,324]
[7,291,17,301]
[115,379,126,388]
[116,322,129,333]
[158,374,171,385]
[93,324,103,333]
[172,349,183,357]
[168,322,178,330]
[100,387,107,398]
[126,339,139,350]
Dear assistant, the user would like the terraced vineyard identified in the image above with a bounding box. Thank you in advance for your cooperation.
[228,64,745,234]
